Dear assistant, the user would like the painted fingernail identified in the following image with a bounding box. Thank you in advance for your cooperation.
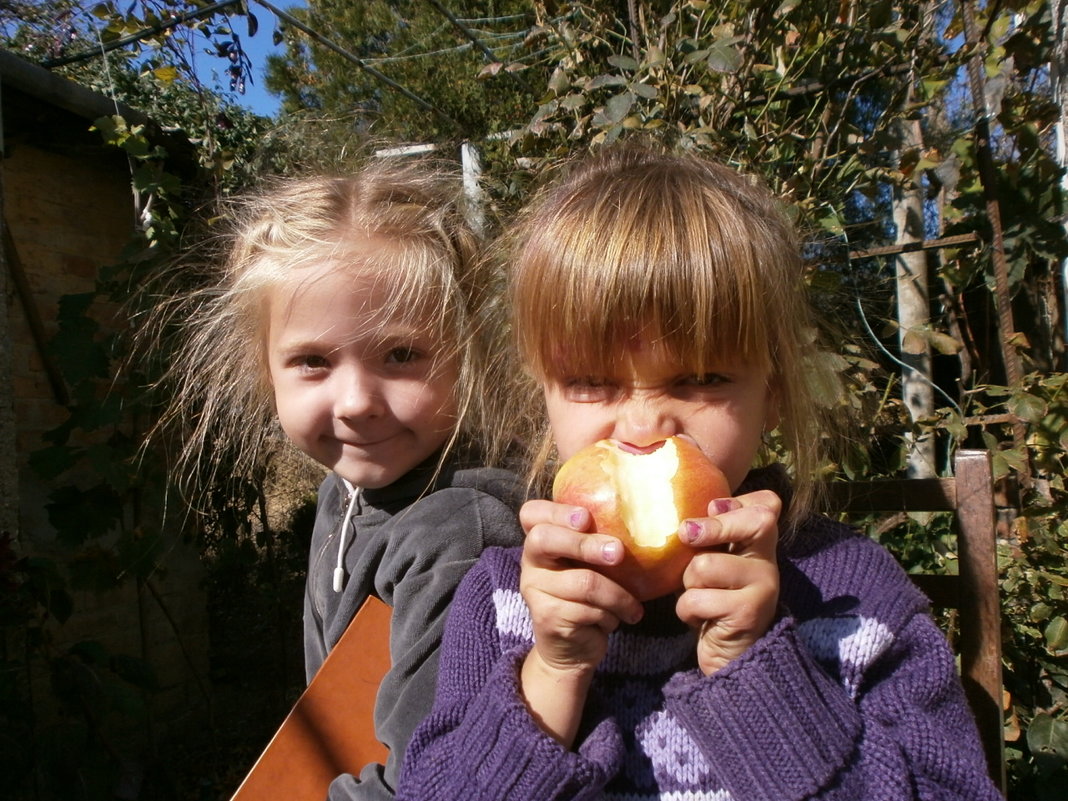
[711,498,735,515]
[602,540,622,562]
[684,520,701,543]
[569,509,586,529]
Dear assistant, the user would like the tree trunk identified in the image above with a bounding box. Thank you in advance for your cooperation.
[893,113,937,478]
[959,0,1030,485]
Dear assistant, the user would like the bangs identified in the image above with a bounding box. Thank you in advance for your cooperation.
[259,233,463,353]
[363,238,461,341]
[513,163,790,380]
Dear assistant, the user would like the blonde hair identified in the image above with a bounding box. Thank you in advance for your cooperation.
[155,158,509,496]
[507,142,830,524]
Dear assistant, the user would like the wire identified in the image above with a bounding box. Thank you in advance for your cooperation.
[852,293,963,416]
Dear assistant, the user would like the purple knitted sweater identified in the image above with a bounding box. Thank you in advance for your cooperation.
[396,468,1002,800]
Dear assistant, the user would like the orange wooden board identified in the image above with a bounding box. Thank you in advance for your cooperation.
[230,596,392,800]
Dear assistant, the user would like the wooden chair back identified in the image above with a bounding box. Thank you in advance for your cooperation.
[820,449,1007,794]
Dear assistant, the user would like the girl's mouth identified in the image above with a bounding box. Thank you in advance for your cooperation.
[612,440,667,455]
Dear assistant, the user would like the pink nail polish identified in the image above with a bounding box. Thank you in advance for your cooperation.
[711,498,734,515]
[684,520,701,543]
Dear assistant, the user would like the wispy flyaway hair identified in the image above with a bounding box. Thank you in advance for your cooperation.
[152,157,508,499]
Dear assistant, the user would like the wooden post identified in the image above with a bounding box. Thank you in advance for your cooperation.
[953,449,1006,792]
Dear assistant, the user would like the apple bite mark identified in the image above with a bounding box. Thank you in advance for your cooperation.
[552,436,731,601]
[601,439,683,549]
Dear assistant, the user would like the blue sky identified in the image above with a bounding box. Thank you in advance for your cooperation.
[195,4,297,118]
[229,15,287,117]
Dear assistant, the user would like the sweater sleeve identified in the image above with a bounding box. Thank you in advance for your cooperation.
[663,607,1002,800]
[326,490,525,801]
[396,553,622,801]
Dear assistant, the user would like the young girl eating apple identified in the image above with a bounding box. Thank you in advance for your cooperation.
[396,143,1002,800]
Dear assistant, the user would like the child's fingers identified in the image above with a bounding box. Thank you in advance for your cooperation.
[522,561,643,625]
[676,554,780,674]
[523,584,631,635]
[682,550,766,590]
[521,525,644,626]
[675,581,775,633]
[523,519,625,569]
[519,498,592,535]
[678,489,780,560]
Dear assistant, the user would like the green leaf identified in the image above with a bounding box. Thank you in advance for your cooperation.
[706,40,742,73]
[560,94,586,111]
[45,485,122,546]
[152,66,178,84]
[643,46,666,68]
[1027,713,1068,776]
[607,54,639,72]
[1030,603,1053,622]
[29,445,80,481]
[1045,617,1068,656]
[631,82,658,100]
[807,269,841,292]
[90,114,122,143]
[531,101,557,123]
[588,74,627,90]
[928,331,962,355]
[548,67,570,96]
[901,328,927,355]
[601,92,635,125]
[1008,390,1048,423]
[817,208,843,235]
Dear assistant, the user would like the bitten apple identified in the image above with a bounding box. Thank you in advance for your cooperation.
[551,436,731,601]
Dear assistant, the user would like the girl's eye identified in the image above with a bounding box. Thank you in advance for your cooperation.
[293,354,329,371]
[385,346,422,365]
[677,372,730,389]
[562,377,617,402]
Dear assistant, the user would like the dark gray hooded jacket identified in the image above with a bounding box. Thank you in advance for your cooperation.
[303,452,525,801]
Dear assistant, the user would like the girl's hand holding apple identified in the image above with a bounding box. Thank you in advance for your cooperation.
[676,490,781,676]
[517,498,644,746]
[518,501,644,674]
[550,437,732,601]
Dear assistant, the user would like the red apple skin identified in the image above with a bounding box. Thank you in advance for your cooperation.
[551,437,731,601]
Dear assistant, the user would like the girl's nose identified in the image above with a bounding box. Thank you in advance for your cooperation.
[334,366,383,420]
[613,395,678,451]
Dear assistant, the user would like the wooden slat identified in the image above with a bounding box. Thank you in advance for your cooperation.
[822,476,956,512]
